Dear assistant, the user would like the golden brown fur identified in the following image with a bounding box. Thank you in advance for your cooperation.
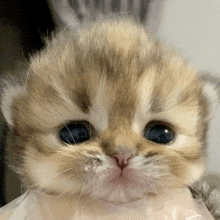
[1,19,214,204]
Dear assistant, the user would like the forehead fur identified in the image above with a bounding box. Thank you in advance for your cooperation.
[13,19,203,133]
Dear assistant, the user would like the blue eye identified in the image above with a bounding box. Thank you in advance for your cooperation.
[144,123,174,144]
[59,122,91,144]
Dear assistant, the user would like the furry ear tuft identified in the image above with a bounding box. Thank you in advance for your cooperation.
[1,79,25,126]
[200,73,220,115]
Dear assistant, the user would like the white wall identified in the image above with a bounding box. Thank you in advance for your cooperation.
[148,0,220,173]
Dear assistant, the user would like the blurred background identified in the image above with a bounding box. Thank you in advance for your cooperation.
[0,0,220,205]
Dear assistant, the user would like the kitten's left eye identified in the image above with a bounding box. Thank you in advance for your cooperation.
[59,121,91,144]
[144,122,174,144]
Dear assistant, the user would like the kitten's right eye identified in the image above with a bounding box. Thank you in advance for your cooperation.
[59,121,91,144]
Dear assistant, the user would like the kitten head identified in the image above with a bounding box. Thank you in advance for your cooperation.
[1,19,218,203]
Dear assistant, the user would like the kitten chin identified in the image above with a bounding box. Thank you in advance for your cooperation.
[1,18,216,205]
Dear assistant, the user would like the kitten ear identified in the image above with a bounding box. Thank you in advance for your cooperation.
[199,73,220,115]
[1,79,25,127]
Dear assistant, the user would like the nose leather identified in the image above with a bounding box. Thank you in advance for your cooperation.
[113,151,133,169]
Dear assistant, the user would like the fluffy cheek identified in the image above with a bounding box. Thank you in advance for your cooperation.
[167,152,205,185]
[22,142,103,195]
[22,144,205,203]
[163,135,206,185]
[23,149,171,203]
[23,153,85,195]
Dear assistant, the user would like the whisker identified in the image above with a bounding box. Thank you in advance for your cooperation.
[58,150,89,163]
[24,69,30,88]
[78,152,89,162]
[35,185,45,195]
[53,167,77,179]
[74,178,89,213]
[20,178,26,195]
[63,122,76,145]
[65,139,72,145]
[55,171,84,200]
[78,178,88,202]
[56,187,74,199]
[58,151,76,158]
[91,172,99,196]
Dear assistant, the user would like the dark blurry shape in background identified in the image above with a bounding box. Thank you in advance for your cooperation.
[0,0,55,206]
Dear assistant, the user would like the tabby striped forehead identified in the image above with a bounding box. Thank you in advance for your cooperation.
[71,65,200,133]
[68,61,201,137]
[73,19,200,120]
[23,19,201,133]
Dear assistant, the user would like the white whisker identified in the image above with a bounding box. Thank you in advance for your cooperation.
[78,178,88,202]
[63,122,76,144]
[58,150,88,163]
[74,178,89,214]
[20,178,26,195]
[56,186,73,199]
[91,171,99,196]
[24,69,30,88]
[53,167,75,179]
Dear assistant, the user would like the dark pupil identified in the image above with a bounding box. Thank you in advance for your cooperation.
[60,123,90,144]
[145,124,173,144]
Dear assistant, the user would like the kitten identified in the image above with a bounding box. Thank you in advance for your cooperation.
[1,18,220,218]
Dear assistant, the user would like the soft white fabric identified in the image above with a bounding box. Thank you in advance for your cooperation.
[0,188,214,220]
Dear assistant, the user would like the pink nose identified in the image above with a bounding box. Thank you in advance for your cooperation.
[113,152,133,169]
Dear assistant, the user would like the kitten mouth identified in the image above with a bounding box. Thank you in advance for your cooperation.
[108,167,136,186]
[118,167,127,177]
[110,175,130,183]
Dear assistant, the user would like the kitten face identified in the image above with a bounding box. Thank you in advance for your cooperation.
[3,20,209,203]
